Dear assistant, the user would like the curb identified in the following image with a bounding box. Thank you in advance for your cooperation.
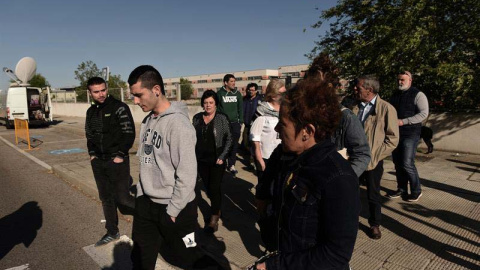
[0,136,52,171]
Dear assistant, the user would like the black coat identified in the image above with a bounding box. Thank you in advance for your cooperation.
[85,96,135,158]
[257,140,360,270]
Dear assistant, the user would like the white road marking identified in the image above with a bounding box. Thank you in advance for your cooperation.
[0,136,52,171]
[5,264,30,270]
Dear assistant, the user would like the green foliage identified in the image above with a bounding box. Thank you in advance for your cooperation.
[309,0,480,111]
[74,61,126,102]
[28,73,49,88]
[107,74,128,100]
[74,60,100,102]
[180,77,194,100]
[74,61,100,89]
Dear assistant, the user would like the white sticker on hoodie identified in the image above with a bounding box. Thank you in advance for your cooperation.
[182,232,197,248]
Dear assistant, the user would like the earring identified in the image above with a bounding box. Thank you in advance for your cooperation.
[302,136,307,141]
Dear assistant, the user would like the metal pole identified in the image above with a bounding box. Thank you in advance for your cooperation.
[120,87,124,102]
[176,83,181,101]
[87,90,90,104]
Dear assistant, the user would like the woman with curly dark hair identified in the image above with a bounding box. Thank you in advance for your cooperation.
[192,90,232,234]
[254,78,360,270]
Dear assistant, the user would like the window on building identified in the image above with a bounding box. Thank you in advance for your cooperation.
[236,77,243,81]
[197,80,207,83]
[247,76,262,80]
[268,76,278,80]
[212,78,222,82]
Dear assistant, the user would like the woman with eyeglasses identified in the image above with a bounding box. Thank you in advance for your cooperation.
[192,90,232,234]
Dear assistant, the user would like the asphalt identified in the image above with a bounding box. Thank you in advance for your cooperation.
[1,115,479,270]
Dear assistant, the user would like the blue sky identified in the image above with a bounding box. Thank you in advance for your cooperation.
[0,0,337,89]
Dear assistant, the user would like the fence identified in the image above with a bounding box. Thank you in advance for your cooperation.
[14,118,39,150]
[51,88,134,104]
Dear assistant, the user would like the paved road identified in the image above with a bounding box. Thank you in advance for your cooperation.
[1,118,479,270]
[0,132,132,270]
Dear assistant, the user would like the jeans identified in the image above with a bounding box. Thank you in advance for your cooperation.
[359,160,383,226]
[131,196,199,270]
[392,133,422,195]
[228,122,241,168]
[91,157,135,235]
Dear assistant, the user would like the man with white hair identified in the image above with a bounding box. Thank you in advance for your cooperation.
[388,71,429,202]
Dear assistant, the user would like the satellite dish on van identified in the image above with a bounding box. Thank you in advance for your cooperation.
[15,57,37,86]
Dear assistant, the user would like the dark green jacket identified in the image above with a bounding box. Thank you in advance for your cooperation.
[217,87,244,123]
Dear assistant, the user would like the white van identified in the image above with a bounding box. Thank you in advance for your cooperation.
[1,57,52,129]
[0,86,51,129]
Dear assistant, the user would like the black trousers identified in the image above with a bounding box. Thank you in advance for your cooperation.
[91,157,135,235]
[227,122,242,168]
[198,162,225,216]
[131,196,199,270]
[359,160,384,227]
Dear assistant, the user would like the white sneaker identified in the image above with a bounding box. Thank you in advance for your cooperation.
[229,165,238,175]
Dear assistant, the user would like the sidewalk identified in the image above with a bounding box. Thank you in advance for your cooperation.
[2,116,479,270]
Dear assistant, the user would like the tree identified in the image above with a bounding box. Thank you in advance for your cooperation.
[74,61,101,89]
[309,0,480,111]
[107,74,128,101]
[73,61,126,102]
[180,77,194,100]
[29,73,49,88]
[74,61,101,102]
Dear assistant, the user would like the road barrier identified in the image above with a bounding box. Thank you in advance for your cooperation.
[14,118,38,150]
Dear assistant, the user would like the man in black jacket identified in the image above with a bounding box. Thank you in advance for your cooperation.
[85,77,136,246]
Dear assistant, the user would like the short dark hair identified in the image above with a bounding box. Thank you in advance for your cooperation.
[128,65,165,95]
[247,83,258,90]
[87,77,106,91]
[223,74,235,84]
[200,89,219,108]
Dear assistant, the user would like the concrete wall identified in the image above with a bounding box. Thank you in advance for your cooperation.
[423,112,480,155]
[52,102,480,154]
[51,102,203,123]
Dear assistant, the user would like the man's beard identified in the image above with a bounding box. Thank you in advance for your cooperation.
[398,84,410,91]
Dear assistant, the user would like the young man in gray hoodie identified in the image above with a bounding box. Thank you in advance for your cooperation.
[128,65,199,269]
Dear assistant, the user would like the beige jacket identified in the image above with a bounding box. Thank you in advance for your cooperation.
[353,96,399,171]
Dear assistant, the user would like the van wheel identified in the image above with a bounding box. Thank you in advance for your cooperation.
[5,120,13,129]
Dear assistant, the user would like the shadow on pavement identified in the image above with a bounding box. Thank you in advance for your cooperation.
[386,171,479,202]
[446,158,480,168]
[196,169,264,261]
[221,173,264,258]
[0,201,43,260]
[382,203,480,269]
[102,241,133,270]
[360,185,480,269]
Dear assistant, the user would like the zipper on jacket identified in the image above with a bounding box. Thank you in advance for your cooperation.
[100,106,104,154]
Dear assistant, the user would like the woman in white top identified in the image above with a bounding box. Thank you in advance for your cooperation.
[250,79,286,182]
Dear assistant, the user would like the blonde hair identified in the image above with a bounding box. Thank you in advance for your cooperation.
[265,79,285,102]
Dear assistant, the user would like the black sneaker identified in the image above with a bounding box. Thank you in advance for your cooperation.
[95,233,120,247]
[387,190,406,199]
[407,192,423,202]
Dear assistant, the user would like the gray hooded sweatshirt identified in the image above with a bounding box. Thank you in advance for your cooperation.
[137,102,197,217]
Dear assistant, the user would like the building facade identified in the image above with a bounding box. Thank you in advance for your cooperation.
[163,64,308,98]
